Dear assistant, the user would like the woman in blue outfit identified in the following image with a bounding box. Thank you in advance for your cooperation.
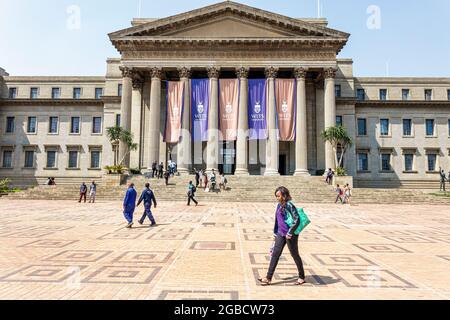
[258,186,306,286]
[123,183,137,228]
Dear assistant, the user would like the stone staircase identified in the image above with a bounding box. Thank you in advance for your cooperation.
[5,175,450,205]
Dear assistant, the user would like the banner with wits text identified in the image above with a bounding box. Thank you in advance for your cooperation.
[248,79,267,140]
[191,79,209,142]
[164,81,185,143]
[275,79,296,141]
[219,79,239,141]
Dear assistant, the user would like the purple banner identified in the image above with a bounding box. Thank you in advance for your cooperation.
[191,79,209,142]
[248,79,267,140]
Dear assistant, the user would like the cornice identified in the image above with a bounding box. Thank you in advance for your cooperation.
[0,99,104,106]
[336,98,450,107]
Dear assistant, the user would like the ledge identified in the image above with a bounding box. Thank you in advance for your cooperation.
[0,99,104,106]
[403,171,418,174]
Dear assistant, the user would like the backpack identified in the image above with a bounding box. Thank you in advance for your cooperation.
[192,186,197,193]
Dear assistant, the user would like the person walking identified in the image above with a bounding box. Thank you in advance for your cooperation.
[343,184,352,205]
[325,168,334,185]
[258,187,306,286]
[335,184,344,204]
[203,171,209,190]
[187,181,198,206]
[209,169,217,192]
[439,168,447,192]
[88,181,97,203]
[151,161,157,178]
[79,182,87,203]
[123,183,137,228]
[137,183,158,226]
[164,170,170,186]
[158,162,164,179]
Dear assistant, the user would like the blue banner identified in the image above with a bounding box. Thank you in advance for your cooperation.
[248,79,267,140]
[191,79,210,142]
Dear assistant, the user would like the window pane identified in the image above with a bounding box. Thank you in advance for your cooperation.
[6,117,14,133]
[403,119,412,136]
[402,89,409,100]
[91,151,100,168]
[68,151,78,168]
[357,89,365,100]
[405,154,414,171]
[47,151,56,168]
[27,117,36,133]
[336,116,343,127]
[448,90,450,101]
[381,154,391,171]
[425,90,432,101]
[49,117,58,133]
[427,154,437,171]
[379,89,387,100]
[118,84,122,97]
[2,151,12,168]
[358,153,368,171]
[380,119,389,136]
[358,119,367,136]
[30,88,38,99]
[51,88,60,99]
[9,88,17,99]
[335,85,341,98]
[71,117,80,134]
[95,88,103,100]
[448,119,450,136]
[73,88,81,99]
[24,151,34,168]
[426,119,434,136]
[93,117,102,133]
[116,114,121,127]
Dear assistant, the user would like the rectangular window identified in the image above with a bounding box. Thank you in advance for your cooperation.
[357,153,369,171]
[73,88,82,99]
[116,114,121,127]
[91,151,101,169]
[336,116,343,127]
[426,119,435,136]
[425,89,432,101]
[92,117,102,134]
[46,151,56,168]
[356,89,365,101]
[447,90,450,101]
[380,119,390,136]
[379,89,387,101]
[6,117,15,133]
[8,88,17,99]
[118,84,123,97]
[405,154,414,172]
[30,87,39,99]
[2,150,13,168]
[403,119,412,136]
[68,151,78,168]
[427,154,437,172]
[51,88,60,99]
[27,117,37,133]
[49,117,58,134]
[95,88,103,100]
[357,118,367,136]
[70,117,80,134]
[381,154,391,171]
[402,89,410,101]
[24,151,34,168]
[448,119,450,136]
[335,85,341,98]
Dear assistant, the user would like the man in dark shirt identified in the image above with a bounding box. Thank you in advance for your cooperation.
[158,162,164,179]
[151,161,157,178]
[137,183,158,226]
[440,168,447,192]
[78,182,87,203]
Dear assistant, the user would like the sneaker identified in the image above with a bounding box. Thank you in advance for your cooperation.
[138,220,143,225]
[126,223,134,229]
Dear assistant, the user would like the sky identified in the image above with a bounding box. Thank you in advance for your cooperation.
[1,0,450,77]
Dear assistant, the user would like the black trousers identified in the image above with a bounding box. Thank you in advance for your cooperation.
[187,195,198,206]
[267,234,305,281]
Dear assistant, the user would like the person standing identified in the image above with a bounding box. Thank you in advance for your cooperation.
[79,182,87,203]
[343,184,352,205]
[440,168,447,192]
[158,162,164,179]
[123,183,137,228]
[152,161,157,178]
[209,169,217,192]
[164,170,170,186]
[137,183,158,226]
[89,181,97,203]
[258,187,306,286]
[194,169,200,188]
[199,169,204,189]
[335,184,344,204]
[187,181,198,206]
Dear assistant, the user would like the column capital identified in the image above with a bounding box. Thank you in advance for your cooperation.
[207,66,220,79]
[119,66,134,79]
[132,76,144,90]
[294,67,308,80]
[265,66,278,79]
[150,67,163,79]
[236,67,249,79]
[178,67,192,79]
[324,67,337,79]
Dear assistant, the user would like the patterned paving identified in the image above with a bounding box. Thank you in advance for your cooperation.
[0,199,449,300]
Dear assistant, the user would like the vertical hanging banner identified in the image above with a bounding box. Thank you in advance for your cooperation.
[275,79,296,141]
[219,79,239,141]
[248,79,267,140]
[191,79,210,142]
[165,81,185,143]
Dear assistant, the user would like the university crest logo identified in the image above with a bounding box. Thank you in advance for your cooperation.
[226,103,233,114]
[197,103,204,114]
[282,100,288,113]
[254,102,261,114]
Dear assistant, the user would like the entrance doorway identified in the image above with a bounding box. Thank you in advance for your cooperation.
[219,141,236,175]
[279,154,287,175]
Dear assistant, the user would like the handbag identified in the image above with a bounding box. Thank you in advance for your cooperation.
[285,207,311,236]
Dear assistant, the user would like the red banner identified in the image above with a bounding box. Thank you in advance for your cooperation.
[275,79,296,142]
[219,79,239,141]
[165,81,185,143]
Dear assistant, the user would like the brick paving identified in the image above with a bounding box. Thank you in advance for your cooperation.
[0,199,449,300]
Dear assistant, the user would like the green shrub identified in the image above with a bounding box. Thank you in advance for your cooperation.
[0,178,11,193]
[130,168,142,175]
[336,167,347,176]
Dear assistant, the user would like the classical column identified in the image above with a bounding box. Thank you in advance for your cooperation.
[324,67,337,172]
[264,67,280,176]
[206,66,220,174]
[294,67,310,176]
[235,67,249,176]
[148,67,162,167]
[177,67,192,175]
[119,66,133,167]
[130,76,144,169]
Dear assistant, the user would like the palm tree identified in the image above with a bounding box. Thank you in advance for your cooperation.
[321,125,353,170]
[106,126,138,167]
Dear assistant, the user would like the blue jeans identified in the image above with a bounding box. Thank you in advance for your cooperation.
[139,204,156,224]
[123,205,135,224]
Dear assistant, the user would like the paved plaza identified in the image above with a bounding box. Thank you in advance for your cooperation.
[0,199,449,300]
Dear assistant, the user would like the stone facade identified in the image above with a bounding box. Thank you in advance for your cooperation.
[1,1,449,187]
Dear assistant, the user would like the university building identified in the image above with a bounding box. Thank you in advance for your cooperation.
[1,1,450,188]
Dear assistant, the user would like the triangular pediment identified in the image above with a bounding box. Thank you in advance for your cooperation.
[109,1,349,40]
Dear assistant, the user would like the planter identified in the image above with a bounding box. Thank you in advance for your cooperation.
[103,173,128,186]
[334,176,354,188]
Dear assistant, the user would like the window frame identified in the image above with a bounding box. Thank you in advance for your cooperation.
[51,87,61,100]
[1,149,14,169]
[402,118,413,137]
[402,89,410,101]
[67,149,80,169]
[95,88,104,100]
[380,152,393,172]
[426,153,438,173]
[356,88,366,101]
[5,116,15,134]
[23,150,35,169]
[45,149,58,169]
[27,116,37,134]
[30,87,39,99]
[118,84,123,97]
[379,88,388,101]
[335,84,341,98]
[92,117,103,135]
[425,119,436,137]
[48,116,59,135]
[357,118,367,136]
[70,116,81,135]
[8,87,17,99]
[90,150,102,169]
[380,118,390,137]
[115,114,121,127]
[357,152,369,172]
[403,153,416,173]
[336,116,343,127]
[73,87,82,100]
[424,89,433,101]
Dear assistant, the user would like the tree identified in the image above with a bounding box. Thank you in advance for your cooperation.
[106,126,138,167]
[321,125,353,170]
